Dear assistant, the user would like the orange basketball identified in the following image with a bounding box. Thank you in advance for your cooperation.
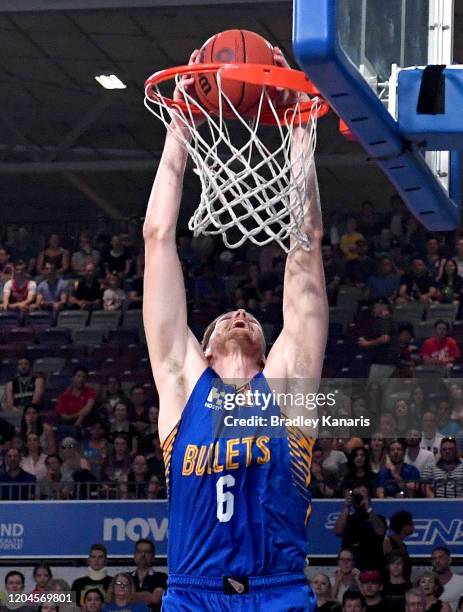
[194,29,275,119]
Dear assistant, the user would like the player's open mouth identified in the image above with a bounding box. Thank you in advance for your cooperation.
[231,321,247,329]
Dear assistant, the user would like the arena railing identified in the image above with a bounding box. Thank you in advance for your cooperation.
[1,478,463,500]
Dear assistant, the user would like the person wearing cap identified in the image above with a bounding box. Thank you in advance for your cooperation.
[359,571,387,612]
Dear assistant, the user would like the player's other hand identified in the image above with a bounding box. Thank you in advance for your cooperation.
[273,46,306,108]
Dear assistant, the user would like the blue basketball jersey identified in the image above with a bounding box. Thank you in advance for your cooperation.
[162,367,314,578]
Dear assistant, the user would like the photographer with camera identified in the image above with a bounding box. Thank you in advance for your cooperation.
[334,484,387,572]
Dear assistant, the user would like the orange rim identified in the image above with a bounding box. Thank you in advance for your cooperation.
[144,63,330,125]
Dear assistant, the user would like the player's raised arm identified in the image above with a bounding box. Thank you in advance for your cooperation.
[265,49,328,385]
[143,52,207,440]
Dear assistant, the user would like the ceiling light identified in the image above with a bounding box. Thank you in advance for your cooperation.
[94,74,127,90]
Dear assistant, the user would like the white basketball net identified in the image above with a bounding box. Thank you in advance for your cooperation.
[144,72,319,253]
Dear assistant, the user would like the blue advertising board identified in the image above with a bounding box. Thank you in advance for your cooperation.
[0,499,461,558]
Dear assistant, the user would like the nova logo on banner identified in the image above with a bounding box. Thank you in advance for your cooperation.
[0,523,25,551]
[103,517,168,542]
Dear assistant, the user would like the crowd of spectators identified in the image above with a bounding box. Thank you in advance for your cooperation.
[0,539,167,612]
[307,538,463,611]
[2,541,463,612]
[1,205,463,608]
[1,208,463,495]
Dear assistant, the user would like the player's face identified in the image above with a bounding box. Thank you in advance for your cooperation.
[210,310,265,356]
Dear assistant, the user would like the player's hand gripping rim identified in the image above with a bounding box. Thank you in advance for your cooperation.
[171,49,206,131]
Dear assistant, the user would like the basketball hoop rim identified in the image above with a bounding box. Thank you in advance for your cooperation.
[144,63,330,125]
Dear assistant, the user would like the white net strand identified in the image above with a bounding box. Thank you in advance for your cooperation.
[144,69,319,253]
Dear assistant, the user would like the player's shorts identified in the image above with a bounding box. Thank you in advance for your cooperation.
[161,572,317,611]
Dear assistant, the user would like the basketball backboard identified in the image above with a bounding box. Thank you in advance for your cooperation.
[293,0,460,230]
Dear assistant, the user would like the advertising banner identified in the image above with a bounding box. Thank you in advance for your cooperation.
[0,499,461,558]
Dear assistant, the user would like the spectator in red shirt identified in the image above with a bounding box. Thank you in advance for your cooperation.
[56,367,96,434]
[421,320,460,368]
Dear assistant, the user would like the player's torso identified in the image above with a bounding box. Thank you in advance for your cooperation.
[163,367,314,577]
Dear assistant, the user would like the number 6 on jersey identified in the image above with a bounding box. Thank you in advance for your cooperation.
[216,474,235,522]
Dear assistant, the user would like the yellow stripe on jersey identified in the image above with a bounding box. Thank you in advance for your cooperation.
[284,419,315,526]
[162,422,180,496]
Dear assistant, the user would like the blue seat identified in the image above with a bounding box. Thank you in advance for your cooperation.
[48,373,72,393]
[37,328,71,346]
[25,311,54,331]
[0,312,21,328]
[0,361,16,384]
[5,327,36,345]
[25,344,51,362]
[108,328,139,345]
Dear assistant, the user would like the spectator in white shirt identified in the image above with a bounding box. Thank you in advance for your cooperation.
[455,237,463,278]
[1,260,36,312]
[421,412,444,456]
[405,429,435,475]
[103,273,126,311]
[319,431,348,477]
[71,232,101,277]
[431,547,463,611]
[20,432,48,480]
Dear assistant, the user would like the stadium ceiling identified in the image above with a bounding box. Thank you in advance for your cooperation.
[0,0,461,220]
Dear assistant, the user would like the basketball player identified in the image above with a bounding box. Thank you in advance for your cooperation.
[143,48,328,611]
